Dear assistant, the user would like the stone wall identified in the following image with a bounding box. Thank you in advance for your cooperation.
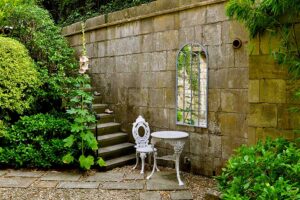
[248,26,300,144]
[62,0,250,176]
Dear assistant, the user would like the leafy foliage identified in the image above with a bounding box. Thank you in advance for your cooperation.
[62,74,105,170]
[39,0,155,25]
[216,138,300,200]
[0,1,78,114]
[0,114,72,168]
[0,36,41,119]
[226,0,300,107]
[62,23,105,170]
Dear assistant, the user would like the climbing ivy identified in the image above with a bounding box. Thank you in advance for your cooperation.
[226,0,300,113]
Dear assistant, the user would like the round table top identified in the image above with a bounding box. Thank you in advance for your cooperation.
[151,131,189,139]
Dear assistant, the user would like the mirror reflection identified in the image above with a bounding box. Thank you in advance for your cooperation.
[176,43,208,127]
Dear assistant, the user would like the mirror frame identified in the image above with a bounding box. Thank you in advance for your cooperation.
[175,42,208,128]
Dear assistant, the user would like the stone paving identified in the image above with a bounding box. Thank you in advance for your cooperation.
[0,168,212,200]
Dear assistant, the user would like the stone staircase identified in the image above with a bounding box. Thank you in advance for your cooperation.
[90,99,136,170]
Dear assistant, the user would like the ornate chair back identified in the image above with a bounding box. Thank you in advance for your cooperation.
[132,116,150,148]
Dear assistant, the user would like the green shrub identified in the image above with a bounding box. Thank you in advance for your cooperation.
[0,36,41,119]
[216,138,300,200]
[39,0,155,25]
[0,1,78,113]
[0,114,74,168]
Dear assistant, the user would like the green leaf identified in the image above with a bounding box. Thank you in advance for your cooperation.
[71,123,85,133]
[81,132,98,150]
[79,155,94,170]
[63,135,75,147]
[97,157,106,167]
[62,153,74,164]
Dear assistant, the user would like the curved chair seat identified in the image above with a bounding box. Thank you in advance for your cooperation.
[136,145,156,153]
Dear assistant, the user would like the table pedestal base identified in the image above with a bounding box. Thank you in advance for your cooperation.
[146,138,186,186]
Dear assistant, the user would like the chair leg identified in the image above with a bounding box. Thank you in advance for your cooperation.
[140,153,146,174]
[132,152,139,170]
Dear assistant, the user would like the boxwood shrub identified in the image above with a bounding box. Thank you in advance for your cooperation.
[216,138,300,200]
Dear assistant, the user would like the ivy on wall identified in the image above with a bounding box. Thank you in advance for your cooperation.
[226,0,300,113]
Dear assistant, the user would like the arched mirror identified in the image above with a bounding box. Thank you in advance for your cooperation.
[176,43,208,128]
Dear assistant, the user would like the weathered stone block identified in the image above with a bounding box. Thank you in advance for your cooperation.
[149,89,165,107]
[222,20,248,44]
[234,44,249,68]
[248,104,277,127]
[170,191,193,200]
[249,55,287,79]
[115,55,129,73]
[219,113,247,138]
[141,34,155,53]
[154,30,179,51]
[247,127,256,145]
[208,45,234,69]
[129,88,148,107]
[57,181,99,189]
[85,15,105,29]
[120,21,141,37]
[179,7,206,28]
[140,53,151,72]
[154,14,176,32]
[208,89,220,112]
[156,0,179,11]
[221,90,248,113]
[206,3,228,23]
[107,9,128,23]
[151,51,167,71]
[255,127,282,141]
[155,71,174,88]
[194,25,203,42]
[249,80,260,103]
[227,68,248,89]
[68,34,82,46]
[221,136,247,159]
[141,18,154,34]
[165,88,176,108]
[140,192,161,200]
[259,79,286,103]
[166,50,177,71]
[94,29,107,42]
[148,108,169,128]
[179,27,195,45]
[97,41,106,57]
[203,23,222,45]
[102,181,144,190]
[107,26,121,40]
[190,133,209,157]
[208,69,228,89]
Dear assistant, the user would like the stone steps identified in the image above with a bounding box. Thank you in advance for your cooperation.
[98,132,128,147]
[104,153,136,170]
[91,93,135,170]
[90,122,121,135]
[92,104,108,113]
[96,113,115,123]
[98,142,135,159]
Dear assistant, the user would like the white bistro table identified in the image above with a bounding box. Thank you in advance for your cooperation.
[146,131,189,186]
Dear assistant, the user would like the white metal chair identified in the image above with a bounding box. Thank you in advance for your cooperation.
[132,116,159,174]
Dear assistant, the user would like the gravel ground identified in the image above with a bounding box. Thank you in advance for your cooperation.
[0,165,217,200]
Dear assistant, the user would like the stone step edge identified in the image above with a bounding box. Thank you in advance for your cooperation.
[97,132,128,141]
[104,153,136,167]
[98,142,134,154]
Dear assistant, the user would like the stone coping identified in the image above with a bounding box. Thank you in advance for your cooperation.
[62,0,226,37]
